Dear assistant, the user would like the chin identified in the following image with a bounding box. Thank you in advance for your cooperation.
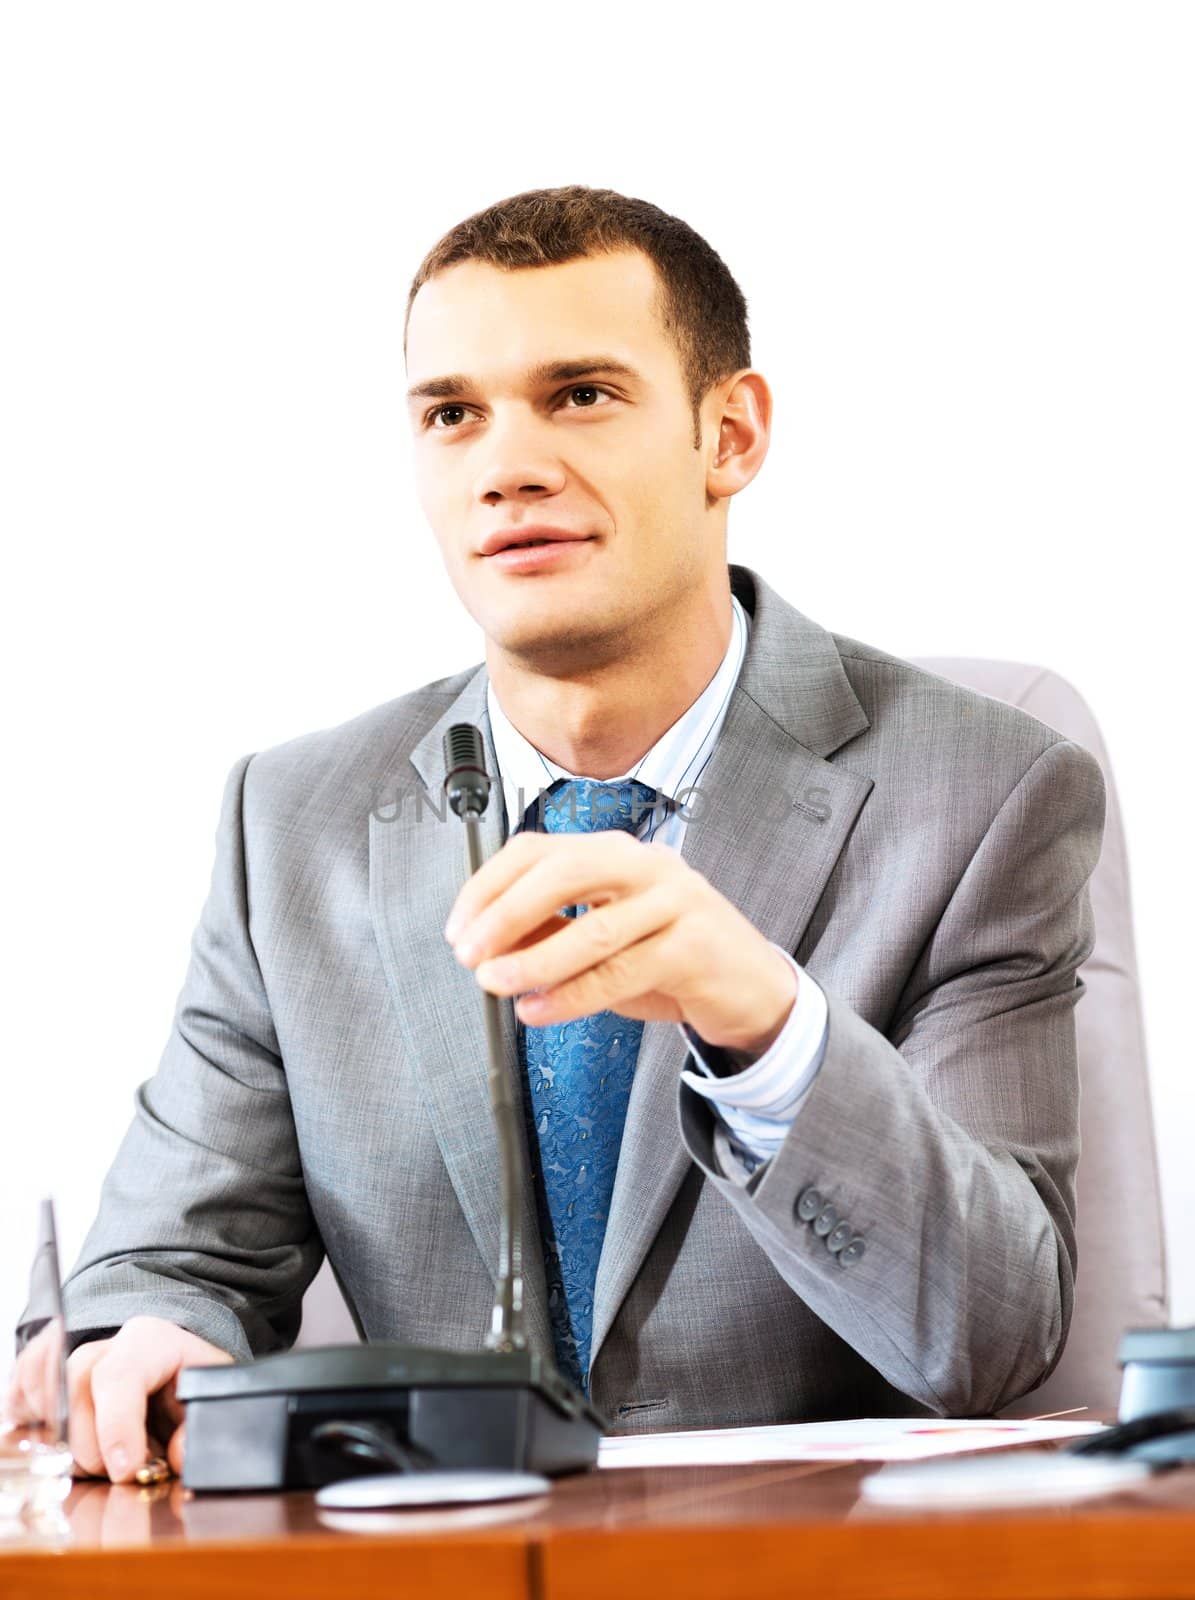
[490,612,576,652]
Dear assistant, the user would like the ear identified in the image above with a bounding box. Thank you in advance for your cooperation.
[705,371,772,502]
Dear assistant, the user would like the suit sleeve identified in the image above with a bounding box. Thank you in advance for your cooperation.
[677,737,1106,1416]
[17,754,325,1363]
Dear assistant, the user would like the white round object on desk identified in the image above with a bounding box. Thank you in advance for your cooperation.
[315,1469,551,1509]
[860,1452,1153,1508]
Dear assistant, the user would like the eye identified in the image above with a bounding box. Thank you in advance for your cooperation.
[425,403,472,430]
[423,385,616,431]
[561,384,614,410]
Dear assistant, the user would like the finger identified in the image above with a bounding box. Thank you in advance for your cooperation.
[452,833,654,962]
[89,1324,188,1483]
[447,828,649,942]
[503,910,575,955]
[166,1419,186,1478]
[16,1327,55,1425]
[64,1343,110,1477]
[146,1382,184,1451]
[2,1361,22,1422]
[474,911,578,976]
[444,829,548,934]
[516,920,683,1027]
[3,1342,37,1422]
[3,1355,34,1424]
[477,879,684,998]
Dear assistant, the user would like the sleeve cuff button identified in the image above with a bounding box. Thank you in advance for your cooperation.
[795,1186,823,1222]
[826,1221,853,1253]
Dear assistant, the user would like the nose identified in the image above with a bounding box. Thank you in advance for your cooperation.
[472,409,568,505]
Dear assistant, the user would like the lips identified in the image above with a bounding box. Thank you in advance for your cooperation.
[479,526,592,557]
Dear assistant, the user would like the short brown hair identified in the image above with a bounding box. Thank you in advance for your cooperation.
[404,184,751,449]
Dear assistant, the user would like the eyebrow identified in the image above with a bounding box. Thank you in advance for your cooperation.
[405,356,644,404]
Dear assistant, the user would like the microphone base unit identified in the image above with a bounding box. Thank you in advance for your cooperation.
[176,1342,606,1491]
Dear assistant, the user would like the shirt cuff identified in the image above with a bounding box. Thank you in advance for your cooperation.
[678,947,825,1177]
[679,946,827,1111]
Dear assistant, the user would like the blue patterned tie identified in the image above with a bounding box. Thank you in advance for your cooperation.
[517,777,660,1392]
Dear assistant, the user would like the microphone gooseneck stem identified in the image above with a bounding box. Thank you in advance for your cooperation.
[463,808,527,1352]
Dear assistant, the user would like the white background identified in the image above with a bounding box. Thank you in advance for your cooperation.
[2,3,1191,1367]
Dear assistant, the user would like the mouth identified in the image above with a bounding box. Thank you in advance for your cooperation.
[479,526,594,558]
[483,537,597,571]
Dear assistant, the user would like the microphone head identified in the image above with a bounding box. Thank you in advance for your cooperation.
[443,722,492,817]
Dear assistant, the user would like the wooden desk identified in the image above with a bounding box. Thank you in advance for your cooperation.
[3,1431,1195,1600]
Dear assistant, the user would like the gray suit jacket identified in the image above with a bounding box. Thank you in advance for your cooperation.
[23,563,1106,1428]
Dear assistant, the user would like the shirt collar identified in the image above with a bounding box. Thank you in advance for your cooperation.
[485,591,750,832]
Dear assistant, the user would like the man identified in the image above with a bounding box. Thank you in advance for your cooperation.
[9,184,1106,1485]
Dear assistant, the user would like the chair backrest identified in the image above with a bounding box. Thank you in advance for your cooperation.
[297,657,1171,1413]
[296,1254,358,1346]
[908,656,1168,1414]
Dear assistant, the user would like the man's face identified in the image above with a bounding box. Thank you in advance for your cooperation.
[405,248,723,662]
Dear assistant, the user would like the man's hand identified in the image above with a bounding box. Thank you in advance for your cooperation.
[443,831,798,1058]
[5,1316,234,1482]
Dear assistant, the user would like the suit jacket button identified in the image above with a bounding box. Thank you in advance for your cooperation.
[839,1236,867,1267]
[826,1221,853,1253]
[813,1204,840,1238]
[796,1187,824,1223]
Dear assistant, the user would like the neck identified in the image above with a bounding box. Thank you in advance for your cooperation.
[486,572,735,780]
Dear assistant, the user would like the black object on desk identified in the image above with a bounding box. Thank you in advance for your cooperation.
[175,1344,604,1491]
[1064,1326,1195,1468]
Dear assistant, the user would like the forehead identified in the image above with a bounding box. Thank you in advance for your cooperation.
[405,249,676,386]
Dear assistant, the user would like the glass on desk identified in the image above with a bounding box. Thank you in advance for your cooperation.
[0,1198,74,1529]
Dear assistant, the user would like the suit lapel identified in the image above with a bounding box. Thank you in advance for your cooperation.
[588,565,876,1372]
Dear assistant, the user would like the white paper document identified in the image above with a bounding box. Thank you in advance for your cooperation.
[597,1415,1105,1469]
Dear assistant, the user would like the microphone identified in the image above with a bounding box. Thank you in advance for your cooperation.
[443,722,492,819]
[440,721,523,1353]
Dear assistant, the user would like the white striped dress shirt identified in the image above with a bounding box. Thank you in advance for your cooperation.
[484,591,829,1180]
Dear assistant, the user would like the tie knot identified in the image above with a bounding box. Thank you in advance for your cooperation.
[540,778,660,835]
